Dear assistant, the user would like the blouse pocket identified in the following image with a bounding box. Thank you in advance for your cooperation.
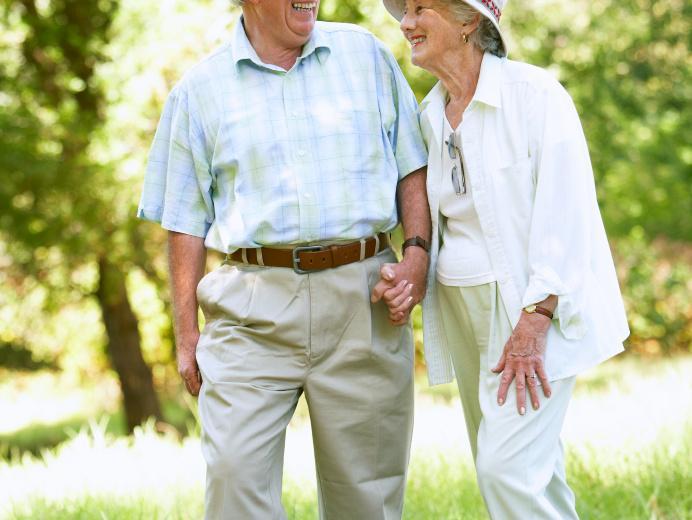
[497,157,534,186]
[493,157,536,224]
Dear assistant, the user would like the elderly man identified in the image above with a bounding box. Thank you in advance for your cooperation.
[138,1,430,518]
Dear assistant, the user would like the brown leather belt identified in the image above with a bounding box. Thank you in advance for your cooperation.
[227,233,390,274]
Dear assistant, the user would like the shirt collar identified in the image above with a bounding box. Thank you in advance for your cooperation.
[421,52,503,115]
[472,52,503,109]
[301,22,331,64]
[230,17,331,73]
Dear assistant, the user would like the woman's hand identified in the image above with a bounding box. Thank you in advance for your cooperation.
[492,313,553,414]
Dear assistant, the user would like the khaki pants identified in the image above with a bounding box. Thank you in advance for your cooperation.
[437,281,578,520]
[196,249,414,520]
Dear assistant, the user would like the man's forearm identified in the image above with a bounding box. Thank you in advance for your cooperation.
[397,167,431,258]
[168,231,207,341]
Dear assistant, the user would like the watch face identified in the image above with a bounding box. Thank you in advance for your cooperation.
[524,305,537,313]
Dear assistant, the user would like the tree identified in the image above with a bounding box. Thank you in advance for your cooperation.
[0,0,162,431]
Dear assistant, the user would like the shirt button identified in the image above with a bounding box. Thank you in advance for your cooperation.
[292,111,299,118]
[297,149,306,157]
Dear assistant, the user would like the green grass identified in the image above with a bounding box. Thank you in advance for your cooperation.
[7,494,204,520]
[2,424,689,519]
[2,357,690,519]
[568,430,692,520]
[6,488,318,520]
[404,453,486,519]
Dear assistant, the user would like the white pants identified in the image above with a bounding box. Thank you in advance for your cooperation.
[437,281,579,520]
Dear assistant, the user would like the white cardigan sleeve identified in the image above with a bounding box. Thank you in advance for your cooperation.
[523,80,597,340]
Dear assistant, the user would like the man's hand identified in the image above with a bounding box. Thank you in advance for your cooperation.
[168,231,207,397]
[371,246,429,325]
[178,331,202,396]
[492,313,553,414]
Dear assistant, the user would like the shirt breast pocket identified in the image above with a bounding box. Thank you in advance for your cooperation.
[312,107,384,166]
[494,157,535,222]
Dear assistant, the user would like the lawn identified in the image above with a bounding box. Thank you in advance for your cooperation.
[1,356,690,519]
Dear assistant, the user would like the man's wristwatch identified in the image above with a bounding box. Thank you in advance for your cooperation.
[523,304,554,320]
[402,236,430,254]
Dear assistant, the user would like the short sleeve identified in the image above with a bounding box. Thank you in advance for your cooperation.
[137,83,214,237]
[377,42,428,179]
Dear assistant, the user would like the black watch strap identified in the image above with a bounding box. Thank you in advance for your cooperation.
[402,236,430,253]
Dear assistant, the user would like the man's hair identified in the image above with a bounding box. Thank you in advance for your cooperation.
[230,0,244,6]
[443,1,504,57]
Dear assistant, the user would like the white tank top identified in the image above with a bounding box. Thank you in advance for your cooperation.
[436,115,496,287]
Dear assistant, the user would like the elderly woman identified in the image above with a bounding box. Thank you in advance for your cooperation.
[379,0,630,517]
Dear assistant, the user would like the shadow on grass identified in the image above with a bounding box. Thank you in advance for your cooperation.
[0,397,197,460]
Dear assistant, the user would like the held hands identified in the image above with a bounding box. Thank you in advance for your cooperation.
[492,313,553,415]
[371,246,429,326]
[178,331,202,397]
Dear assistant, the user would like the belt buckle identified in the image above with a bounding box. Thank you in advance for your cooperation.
[292,245,326,274]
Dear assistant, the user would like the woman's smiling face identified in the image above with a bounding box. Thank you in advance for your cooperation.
[399,0,464,70]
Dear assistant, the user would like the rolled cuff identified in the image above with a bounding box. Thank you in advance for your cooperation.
[522,269,587,341]
[396,158,427,181]
[137,205,210,238]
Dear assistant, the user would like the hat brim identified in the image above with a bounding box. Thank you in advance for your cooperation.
[382,0,507,57]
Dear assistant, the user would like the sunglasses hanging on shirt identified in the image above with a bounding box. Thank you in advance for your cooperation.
[444,132,467,196]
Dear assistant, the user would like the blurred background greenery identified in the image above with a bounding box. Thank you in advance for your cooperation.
[0,0,690,518]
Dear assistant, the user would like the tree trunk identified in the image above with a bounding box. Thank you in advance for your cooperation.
[96,255,162,432]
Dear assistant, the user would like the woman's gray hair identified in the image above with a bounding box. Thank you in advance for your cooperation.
[443,1,504,57]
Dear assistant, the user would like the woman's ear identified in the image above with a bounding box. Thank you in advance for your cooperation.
[462,13,482,32]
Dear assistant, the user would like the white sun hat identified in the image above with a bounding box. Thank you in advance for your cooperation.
[382,0,508,57]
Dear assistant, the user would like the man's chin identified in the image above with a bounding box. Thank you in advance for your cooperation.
[290,22,316,38]
[288,7,316,28]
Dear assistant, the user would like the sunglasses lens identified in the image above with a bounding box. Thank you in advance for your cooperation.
[451,165,461,195]
[447,135,456,159]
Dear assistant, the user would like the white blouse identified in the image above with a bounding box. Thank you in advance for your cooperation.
[436,115,495,287]
[420,53,629,385]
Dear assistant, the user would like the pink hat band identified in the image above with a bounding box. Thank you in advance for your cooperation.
[480,0,502,21]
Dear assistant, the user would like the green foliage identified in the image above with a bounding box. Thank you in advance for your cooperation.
[0,0,175,379]
[615,233,692,354]
[507,0,692,241]
[0,0,120,262]
[0,341,56,371]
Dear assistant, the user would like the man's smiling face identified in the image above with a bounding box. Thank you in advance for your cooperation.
[256,0,320,49]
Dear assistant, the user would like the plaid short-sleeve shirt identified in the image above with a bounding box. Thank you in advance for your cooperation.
[137,19,427,253]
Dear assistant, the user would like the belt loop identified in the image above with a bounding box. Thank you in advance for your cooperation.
[256,248,264,266]
[241,248,248,264]
[373,233,380,254]
[359,239,366,261]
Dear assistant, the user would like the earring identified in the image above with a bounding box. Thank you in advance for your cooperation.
[462,33,469,44]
